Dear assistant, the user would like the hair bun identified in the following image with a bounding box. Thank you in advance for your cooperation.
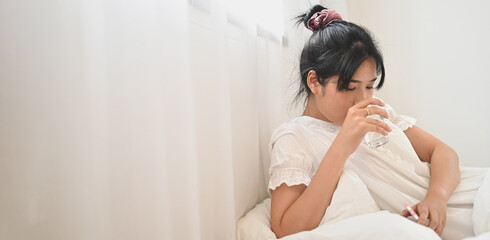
[304,5,327,22]
[294,5,343,33]
[307,9,342,32]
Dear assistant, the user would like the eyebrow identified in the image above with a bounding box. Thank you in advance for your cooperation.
[350,78,377,83]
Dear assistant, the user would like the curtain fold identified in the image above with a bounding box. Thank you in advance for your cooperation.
[0,0,323,239]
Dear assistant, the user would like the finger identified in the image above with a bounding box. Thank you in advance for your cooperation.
[435,219,445,236]
[427,211,438,230]
[365,118,392,132]
[355,98,385,109]
[365,106,390,119]
[400,209,410,217]
[417,206,429,226]
[365,118,392,135]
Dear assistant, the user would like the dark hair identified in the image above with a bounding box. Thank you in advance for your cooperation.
[293,4,385,106]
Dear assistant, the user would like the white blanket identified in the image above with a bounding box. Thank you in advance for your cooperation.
[237,168,490,240]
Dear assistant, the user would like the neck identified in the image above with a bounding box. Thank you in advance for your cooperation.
[302,97,334,123]
[303,97,319,117]
[302,98,313,116]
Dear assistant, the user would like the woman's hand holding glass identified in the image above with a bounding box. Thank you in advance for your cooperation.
[334,98,392,155]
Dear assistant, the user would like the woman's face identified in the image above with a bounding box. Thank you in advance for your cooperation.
[309,58,378,126]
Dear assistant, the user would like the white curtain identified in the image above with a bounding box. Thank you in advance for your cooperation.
[0,0,342,239]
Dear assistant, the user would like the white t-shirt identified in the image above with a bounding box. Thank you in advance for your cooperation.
[268,99,489,239]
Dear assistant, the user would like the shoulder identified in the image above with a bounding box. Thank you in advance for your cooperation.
[268,120,315,182]
[269,118,311,149]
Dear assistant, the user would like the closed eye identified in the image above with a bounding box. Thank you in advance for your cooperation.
[347,86,375,91]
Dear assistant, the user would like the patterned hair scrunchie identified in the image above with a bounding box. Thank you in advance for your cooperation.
[307,9,343,32]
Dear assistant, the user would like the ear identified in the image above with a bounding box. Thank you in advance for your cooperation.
[307,70,320,94]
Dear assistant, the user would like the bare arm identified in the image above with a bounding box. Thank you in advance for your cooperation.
[402,125,460,235]
[404,125,460,202]
[270,141,349,238]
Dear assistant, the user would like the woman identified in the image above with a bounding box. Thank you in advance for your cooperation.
[269,5,489,239]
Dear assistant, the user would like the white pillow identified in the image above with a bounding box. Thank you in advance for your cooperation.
[472,169,490,235]
[236,198,277,240]
[320,168,381,225]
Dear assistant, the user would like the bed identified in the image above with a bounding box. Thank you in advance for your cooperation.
[237,168,490,240]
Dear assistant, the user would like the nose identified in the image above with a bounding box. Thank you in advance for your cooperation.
[353,90,369,105]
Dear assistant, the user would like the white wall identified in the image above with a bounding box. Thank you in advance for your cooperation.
[347,0,490,167]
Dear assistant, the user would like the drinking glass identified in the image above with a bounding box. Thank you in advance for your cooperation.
[364,105,389,148]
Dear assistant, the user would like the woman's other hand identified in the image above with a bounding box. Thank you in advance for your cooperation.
[401,198,448,236]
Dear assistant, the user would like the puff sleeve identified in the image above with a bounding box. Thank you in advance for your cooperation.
[268,132,313,192]
[383,101,417,131]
